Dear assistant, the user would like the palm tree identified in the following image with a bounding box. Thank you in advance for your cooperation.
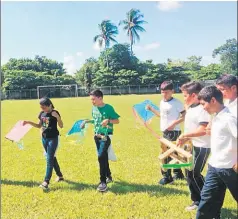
[119,9,147,54]
[93,20,118,68]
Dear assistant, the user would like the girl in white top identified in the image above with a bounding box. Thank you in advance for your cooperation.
[177,81,211,212]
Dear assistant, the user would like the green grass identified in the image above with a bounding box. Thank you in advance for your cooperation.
[1,94,237,219]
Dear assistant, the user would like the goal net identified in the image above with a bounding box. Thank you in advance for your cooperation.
[37,84,78,99]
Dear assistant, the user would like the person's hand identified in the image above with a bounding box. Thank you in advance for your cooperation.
[52,111,60,119]
[101,119,109,127]
[233,163,238,173]
[176,134,186,147]
[167,124,176,131]
[23,121,29,126]
[205,126,211,136]
[145,105,152,111]
[80,121,86,129]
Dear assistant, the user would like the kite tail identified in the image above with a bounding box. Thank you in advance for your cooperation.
[76,123,88,143]
[16,140,24,150]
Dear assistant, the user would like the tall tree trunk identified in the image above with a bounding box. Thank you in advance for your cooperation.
[130,30,133,55]
[105,43,109,69]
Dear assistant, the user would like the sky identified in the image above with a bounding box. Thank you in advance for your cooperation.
[1,1,237,74]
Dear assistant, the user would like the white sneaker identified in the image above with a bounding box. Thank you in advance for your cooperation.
[39,181,49,190]
[185,202,199,211]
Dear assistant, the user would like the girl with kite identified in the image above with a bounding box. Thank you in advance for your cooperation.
[146,81,186,185]
[81,90,120,192]
[23,97,64,190]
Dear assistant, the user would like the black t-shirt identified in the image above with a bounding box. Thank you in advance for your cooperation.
[38,110,60,138]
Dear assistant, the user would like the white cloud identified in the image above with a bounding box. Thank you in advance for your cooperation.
[201,55,220,66]
[134,42,160,51]
[63,55,78,75]
[76,52,83,57]
[157,1,182,11]
[1,59,7,66]
[93,41,104,51]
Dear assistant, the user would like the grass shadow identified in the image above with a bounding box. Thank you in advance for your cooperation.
[221,208,238,219]
[109,179,189,197]
[1,179,39,187]
[1,178,189,197]
[50,179,96,192]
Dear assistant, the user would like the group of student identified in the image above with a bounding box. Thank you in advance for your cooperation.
[23,73,237,219]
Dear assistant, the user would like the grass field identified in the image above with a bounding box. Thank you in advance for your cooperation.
[1,94,237,219]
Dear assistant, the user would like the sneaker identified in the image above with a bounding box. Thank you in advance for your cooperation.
[39,181,49,190]
[185,202,199,211]
[173,172,185,181]
[158,177,174,185]
[106,177,113,184]
[97,182,108,192]
[55,176,64,182]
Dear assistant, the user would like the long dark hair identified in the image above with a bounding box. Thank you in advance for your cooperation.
[39,97,55,109]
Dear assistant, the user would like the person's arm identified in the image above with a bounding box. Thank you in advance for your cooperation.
[80,119,94,129]
[23,120,42,128]
[52,111,63,128]
[146,105,160,117]
[101,119,119,127]
[101,105,120,127]
[176,123,208,146]
[167,111,186,131]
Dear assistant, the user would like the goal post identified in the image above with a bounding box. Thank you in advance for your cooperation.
[37,84,78,99]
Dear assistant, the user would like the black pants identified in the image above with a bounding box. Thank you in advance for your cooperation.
[94,135,111,183]
[161,130,183,178]
[186,146,210,203]
[196,165,238,219]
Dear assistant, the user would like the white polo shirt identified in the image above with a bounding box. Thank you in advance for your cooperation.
[225,98,237,118]
[160,98,185,132]
[209,107,237,169]
[185,104,211,148]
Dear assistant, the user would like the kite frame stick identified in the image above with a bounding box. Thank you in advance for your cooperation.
[132,108,193,169]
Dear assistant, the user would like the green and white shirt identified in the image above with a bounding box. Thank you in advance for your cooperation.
[92,104,120,135]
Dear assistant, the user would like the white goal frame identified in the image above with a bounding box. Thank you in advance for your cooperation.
[37,84,78,99]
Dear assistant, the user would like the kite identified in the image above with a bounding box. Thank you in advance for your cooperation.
[66,119,88,143]
[5,120,32,149]
[133,100,193,170]
[132,100,160,125]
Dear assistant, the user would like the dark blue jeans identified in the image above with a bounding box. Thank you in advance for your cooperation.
[42,137,63,184]
[94,135,111,183]
[196,165,238,219]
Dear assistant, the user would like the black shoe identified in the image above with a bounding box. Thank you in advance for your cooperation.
[106,177,113,184]
[173,172,185,181]
[55,176,64,182]
[158,176,174,185]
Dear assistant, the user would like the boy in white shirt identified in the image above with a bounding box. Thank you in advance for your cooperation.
[216,74,237,118]
[196,85,237,219]
[177,82,211,211]
[147,81,186,185]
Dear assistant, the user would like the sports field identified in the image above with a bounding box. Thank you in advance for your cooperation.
[1,94,237,219]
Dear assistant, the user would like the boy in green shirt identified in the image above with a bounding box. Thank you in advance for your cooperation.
[81,90,120,192]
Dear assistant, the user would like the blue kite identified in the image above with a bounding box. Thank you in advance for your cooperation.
[133,100,160,123]
[67,120,88,143]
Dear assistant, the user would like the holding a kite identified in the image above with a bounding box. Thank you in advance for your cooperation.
[23,97,64,190]
[81,90,120,192]
[134,81,186,185]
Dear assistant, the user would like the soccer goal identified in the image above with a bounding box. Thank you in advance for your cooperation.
[37,84,79,99]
